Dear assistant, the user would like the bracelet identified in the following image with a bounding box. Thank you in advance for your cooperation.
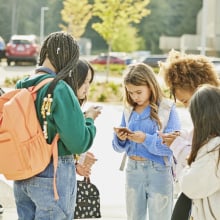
[74,154,80,164]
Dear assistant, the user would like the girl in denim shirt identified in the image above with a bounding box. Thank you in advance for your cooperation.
[112,63,181,220]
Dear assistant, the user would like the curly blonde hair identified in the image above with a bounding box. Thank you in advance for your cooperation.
[159,49,219,98]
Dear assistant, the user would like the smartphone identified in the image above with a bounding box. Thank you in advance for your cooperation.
[0,88,5,96]
[114,127,134,134]
[157,131,164,137]
[94,106,103,110]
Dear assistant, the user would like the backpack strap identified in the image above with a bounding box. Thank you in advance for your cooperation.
[119,106,133,171]
[29,78,54,100]
[52,133,60,200]
[159,99,174,166]
[32,78,60,200]
[158,98,173,132]
[119,98,173,171]
[32,78,54,92]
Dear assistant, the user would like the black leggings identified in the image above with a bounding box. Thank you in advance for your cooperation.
[171,193,192,220]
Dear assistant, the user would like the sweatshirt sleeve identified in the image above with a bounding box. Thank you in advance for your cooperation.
[180,152,220,199]
[52,82,96,154]
[143,104,181,156]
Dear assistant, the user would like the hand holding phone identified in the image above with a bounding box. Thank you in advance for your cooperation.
[94,106,103,111]
[84,105,102,120]
[114,127,134,134]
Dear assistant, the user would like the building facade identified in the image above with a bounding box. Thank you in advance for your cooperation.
[159,0,220,56]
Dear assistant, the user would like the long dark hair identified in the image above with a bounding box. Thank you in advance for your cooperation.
[64,59,94,105]
[38,31,79,95]
[188,85,220,165]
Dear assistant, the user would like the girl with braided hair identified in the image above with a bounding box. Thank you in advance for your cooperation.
[13,32,101,220]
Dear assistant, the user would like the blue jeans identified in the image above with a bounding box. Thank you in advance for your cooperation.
[14,155,77,220]
[126,158,173,220]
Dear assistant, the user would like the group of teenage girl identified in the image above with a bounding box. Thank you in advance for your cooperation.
[1,31,219,220]
[113,49,220,220]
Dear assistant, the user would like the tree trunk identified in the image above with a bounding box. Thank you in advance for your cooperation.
[105,44,112,83]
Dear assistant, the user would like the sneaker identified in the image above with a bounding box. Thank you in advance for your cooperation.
[0,204,4,214]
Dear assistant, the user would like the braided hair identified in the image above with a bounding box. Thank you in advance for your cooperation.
[39,31,79,94]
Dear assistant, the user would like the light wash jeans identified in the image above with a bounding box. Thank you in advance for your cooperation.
[14,155,77,220]
[126,158,173,220]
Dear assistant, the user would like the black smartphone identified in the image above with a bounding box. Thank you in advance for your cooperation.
[114,127,134,134]
[0,88,5,96]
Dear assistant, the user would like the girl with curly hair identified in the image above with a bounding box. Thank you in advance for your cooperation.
[159,49,220,220]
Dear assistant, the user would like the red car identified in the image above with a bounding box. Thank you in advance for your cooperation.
[5,35,40,66]
[90,55,125,65]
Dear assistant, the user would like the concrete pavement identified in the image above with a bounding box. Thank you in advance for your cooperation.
[0,177,126,219]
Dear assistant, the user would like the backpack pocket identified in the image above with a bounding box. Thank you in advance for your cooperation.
[0,131,25,173]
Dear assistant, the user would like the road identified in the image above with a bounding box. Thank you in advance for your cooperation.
[0,61,123,87]
[0,63,193,219]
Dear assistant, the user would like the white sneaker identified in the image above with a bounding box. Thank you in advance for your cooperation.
[0,204,4,214]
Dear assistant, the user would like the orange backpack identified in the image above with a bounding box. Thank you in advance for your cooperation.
[0,78,59,199]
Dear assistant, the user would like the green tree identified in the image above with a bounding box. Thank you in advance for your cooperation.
[46,0,63,35]
[0,0,58,42]
[60,0,92,39]
[111,25,143,52]
[92,0,150,81]
[0,0,202,56]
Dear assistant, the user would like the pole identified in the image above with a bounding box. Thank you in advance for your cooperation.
[40,7,49,45]
[200,0,207,55]
[11,0,18,35]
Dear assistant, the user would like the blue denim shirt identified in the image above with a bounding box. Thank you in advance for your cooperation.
[112,103,181,166]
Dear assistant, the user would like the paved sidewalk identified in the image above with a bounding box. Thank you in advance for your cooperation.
[0,103,191,220]
[0,207,126,220]
[0,179,17,220]
[0,178,127,220]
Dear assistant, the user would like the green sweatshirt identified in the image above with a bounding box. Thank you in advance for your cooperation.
[16,74,96,156]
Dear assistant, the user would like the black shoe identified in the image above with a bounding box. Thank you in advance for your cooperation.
[0,204,4,214]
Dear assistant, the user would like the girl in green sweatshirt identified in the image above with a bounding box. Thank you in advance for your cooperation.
[14,32,100,220]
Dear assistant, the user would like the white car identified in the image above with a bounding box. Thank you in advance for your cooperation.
[212,59,220,77]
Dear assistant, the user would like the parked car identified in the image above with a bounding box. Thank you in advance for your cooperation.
[0,36,5,61]
[207,57,220,78]
[90,55,125,65]
[211,58,220,77]
[142,55,167,68]
[124,57,136,65]
[5,35,40,66]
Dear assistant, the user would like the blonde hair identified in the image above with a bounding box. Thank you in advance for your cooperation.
[123,63,164,129]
